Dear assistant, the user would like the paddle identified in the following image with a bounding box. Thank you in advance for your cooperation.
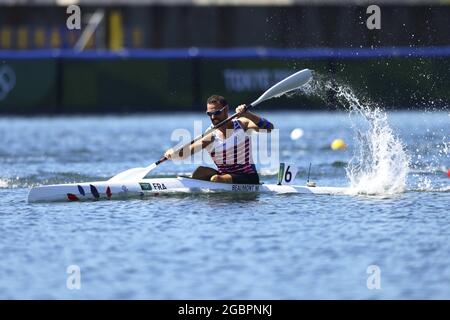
[109,68,313,182]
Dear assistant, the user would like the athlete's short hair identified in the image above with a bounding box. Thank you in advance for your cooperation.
[207,95,228,107]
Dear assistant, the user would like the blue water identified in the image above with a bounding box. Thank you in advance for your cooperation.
[0,111,449,299]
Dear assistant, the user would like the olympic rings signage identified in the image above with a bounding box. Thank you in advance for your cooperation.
[0,65,16,101]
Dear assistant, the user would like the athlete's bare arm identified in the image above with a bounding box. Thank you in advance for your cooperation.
[164,132,215,160]
[235,104,274,132]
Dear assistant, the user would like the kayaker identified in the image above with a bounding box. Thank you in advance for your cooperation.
[164,95,274,184]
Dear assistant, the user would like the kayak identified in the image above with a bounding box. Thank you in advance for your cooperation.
[27,176,348,203]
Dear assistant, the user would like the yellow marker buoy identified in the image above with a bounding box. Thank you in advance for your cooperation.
[331,139,347,150]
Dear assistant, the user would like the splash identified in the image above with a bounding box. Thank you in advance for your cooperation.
[299,74,410,195]
[345,104,410,195]
[416,176,433,191]
[408,115,449,191]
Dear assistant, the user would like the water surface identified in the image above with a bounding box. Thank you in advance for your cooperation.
[0,111,449,299]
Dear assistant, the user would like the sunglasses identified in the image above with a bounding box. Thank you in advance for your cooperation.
[206,106,226,117]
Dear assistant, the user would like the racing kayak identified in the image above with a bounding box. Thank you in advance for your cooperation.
[27,177,348,203]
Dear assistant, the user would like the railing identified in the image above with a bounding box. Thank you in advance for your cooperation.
[2,46,450,59]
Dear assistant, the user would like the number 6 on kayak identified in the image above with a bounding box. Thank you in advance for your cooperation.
[277,163,299,185]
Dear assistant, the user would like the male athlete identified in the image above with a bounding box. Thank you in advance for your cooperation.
[164,95,274,184]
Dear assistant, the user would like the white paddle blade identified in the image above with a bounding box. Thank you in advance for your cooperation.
[108,167,146,182]
[108,163,157,182]
[251,69,312,106]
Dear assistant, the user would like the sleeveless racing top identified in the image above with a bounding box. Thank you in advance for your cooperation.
[208,119,257,174]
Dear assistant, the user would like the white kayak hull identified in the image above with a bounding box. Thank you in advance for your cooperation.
[27,177,348,203]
